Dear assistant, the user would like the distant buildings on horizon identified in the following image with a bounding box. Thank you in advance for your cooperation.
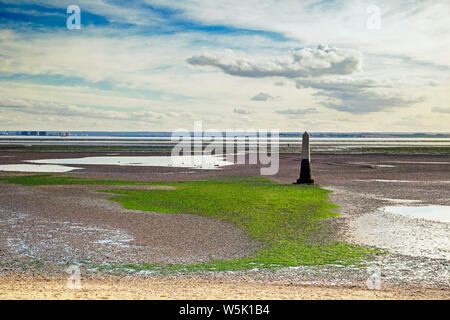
[0,131,71,136]
[0,131,448,138]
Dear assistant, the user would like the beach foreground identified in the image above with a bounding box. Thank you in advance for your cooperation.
[0,149,449,299]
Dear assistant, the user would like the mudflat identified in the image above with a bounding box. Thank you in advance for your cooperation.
[0,150,449,299]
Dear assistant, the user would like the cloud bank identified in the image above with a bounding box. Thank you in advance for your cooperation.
[295,77,424,114]
[0,97,164,122]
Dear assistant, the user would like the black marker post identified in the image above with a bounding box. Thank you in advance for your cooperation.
[294,131,314,185]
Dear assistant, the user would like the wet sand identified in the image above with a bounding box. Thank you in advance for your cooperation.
[0,150,449,299]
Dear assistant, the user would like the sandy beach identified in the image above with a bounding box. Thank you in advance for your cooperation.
[1,274,448,300]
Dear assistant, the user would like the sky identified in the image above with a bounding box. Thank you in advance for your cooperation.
[0,0,449,132]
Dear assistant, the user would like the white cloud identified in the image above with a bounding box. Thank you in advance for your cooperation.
[187,45,363,78]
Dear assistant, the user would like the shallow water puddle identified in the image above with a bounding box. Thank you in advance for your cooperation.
[348,162,395,168]
[377,198,422,204]
[355,179,450,183]
[388,161,450,165]
[383,205,450,223]
[0,164,81,172]
[28,155,234,170]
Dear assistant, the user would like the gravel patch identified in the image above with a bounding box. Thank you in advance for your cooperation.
[0,182,261,269]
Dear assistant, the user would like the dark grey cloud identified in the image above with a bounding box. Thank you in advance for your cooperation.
[250,92,275,101]
[0,104,23,109]
[275,108,317,115]
[233,108,253,115]
[187,44,362,78]
[431,107,450,114]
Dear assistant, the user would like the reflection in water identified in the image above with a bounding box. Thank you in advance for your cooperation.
[28,155,234,170]
[384,205,450,223]
[0,164,81,172]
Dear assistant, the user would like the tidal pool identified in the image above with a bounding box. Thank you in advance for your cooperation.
[383,205,450,223]
[0,164,81,173]
[28,155,234,170]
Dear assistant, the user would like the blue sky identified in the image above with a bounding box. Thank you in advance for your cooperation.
[0,0,449,131]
